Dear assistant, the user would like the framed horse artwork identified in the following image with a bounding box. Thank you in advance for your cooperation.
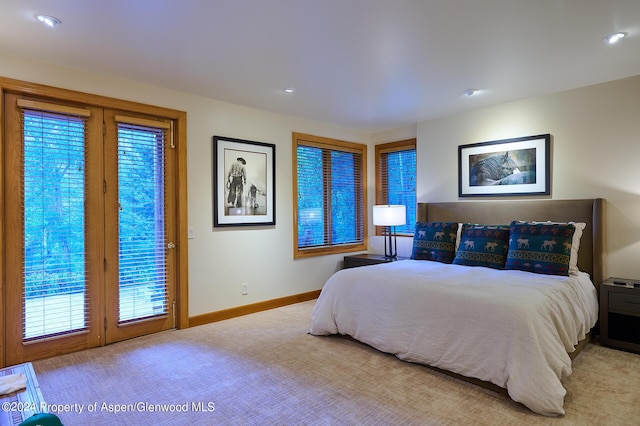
[458,134,550,197]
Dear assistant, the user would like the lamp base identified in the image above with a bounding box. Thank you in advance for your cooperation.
[383,226,398,259]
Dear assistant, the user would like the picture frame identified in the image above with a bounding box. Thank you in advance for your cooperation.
[213,136,275,227]
[458,134,550,197]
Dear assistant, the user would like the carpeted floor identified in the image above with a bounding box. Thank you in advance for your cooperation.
[32,300,640,425]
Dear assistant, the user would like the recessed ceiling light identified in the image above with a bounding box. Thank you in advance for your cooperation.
[36,15,62,27]
[283,87,295,93]
[464,88,479,97]
[603,32,626,44]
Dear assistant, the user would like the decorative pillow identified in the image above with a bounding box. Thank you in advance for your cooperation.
[516,220,585,275]
[411,222,459,263]
[567,222,585,275]
[454,223,463,252]
[505,221,576,276]
[452,224,510,269]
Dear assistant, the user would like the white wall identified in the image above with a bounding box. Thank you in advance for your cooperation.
[0,54,371,316]
[416,75,640,279]
[4,52,639,315]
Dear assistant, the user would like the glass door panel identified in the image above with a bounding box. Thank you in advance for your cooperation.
[104,111,175,344]
[117,123,168,323]
[4,93,103,364]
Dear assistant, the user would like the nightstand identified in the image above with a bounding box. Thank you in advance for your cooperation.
[599,277,640,354]
[343,253,407,269]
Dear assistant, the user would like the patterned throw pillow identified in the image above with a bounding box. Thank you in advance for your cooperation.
[411,222,459,263]
[515,220,585,275]
[453,224,510,269]
[505,221,576,276]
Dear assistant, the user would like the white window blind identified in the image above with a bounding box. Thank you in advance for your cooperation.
[116,121,169,323]
[21,109,89,341]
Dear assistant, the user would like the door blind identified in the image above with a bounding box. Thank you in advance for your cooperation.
[116,122,169,323]
[21,109,89,341]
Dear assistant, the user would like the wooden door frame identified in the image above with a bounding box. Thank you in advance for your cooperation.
[0,77,189,367]
[4,93,105,363]
[103,109,177,343]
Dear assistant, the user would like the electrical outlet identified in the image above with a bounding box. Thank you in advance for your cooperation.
[242,283,248,295]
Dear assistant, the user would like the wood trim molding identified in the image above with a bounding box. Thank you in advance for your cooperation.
[0,83,4,368]
[188,290,321,327]
[0,76,185,119]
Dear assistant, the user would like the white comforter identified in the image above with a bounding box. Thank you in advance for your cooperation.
[309,260,598,416]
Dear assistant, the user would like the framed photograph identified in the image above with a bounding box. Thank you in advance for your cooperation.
[213,136,275,227]
[458,134,550,197]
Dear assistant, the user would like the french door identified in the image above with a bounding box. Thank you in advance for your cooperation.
[4,93,177,364]
[103,109,176,344]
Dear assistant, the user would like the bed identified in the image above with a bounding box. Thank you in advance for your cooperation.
[310,198,606,416]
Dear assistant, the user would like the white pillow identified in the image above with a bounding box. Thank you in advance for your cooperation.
[455,222,463,251]
[567,222,585,275]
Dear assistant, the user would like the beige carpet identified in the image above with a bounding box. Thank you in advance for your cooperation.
[32,300,640,425]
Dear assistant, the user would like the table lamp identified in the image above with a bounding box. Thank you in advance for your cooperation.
[372,205,406,259]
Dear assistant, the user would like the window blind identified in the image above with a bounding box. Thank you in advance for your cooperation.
[21,109,89,341]
[378,145,416,235]
[116,121,169,323]
[296,139,365,250]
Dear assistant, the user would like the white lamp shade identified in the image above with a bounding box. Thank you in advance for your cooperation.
[372,205,406,226]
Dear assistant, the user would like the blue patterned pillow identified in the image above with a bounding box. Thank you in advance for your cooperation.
[411,222,459,263]
[505,221,575,276]
[453,224,510,269]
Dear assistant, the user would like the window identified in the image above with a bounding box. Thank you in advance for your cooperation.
[375,139,416,235]
[293,133,367,258]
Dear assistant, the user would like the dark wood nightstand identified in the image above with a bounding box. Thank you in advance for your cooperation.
[599,277,640,354]
[343,253,408,269]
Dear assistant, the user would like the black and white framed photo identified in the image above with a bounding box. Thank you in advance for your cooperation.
[213,136,275,226]
[458,134,550,197]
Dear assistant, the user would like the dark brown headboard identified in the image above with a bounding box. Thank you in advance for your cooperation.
[417,199,606,290]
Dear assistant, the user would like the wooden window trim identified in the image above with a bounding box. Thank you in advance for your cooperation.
[292,132,367,259]
[375,138,416,237]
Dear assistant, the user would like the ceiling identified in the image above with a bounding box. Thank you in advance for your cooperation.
[1,1,640,132]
